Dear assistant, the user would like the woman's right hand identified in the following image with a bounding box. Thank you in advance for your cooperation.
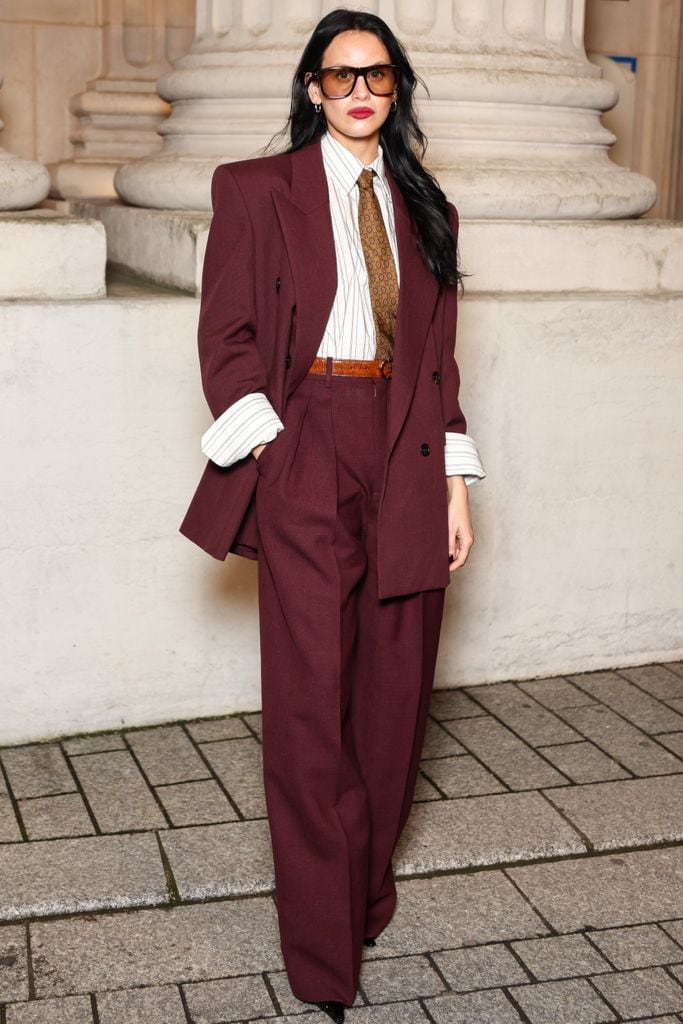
[252,443,267,460]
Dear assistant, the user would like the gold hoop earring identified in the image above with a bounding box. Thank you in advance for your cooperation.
[390,99,397,112]
[314,102,322,114]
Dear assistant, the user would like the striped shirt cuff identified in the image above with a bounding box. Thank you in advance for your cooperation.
[444,432,486,485]
[201,392,284,467]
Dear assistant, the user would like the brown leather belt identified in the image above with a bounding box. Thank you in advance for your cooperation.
[307,357,393,379]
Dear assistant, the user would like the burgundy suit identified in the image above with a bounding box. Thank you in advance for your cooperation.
[180,138,468,1006]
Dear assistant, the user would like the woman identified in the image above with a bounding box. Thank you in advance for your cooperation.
[180,9,485,1022]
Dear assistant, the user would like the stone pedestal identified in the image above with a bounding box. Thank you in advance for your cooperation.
[0,211,106,299]
[115,0,656,217]
[0,74,50,211]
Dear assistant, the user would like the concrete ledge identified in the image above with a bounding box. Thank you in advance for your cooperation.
[0,210,106,300]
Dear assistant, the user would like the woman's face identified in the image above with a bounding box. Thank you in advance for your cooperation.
[306,30,397,152]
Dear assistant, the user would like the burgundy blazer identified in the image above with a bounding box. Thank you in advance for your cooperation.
[179,137,468,599]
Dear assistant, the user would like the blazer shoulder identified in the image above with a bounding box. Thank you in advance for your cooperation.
[212,149,295,198]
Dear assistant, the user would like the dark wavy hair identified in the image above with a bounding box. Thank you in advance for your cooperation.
[266,8,462,290]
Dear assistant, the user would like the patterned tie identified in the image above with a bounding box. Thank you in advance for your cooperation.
[357,168,399,362]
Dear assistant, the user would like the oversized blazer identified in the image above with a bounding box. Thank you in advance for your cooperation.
[179,136,469,599]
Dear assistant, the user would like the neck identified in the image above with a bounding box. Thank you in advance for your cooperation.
[327,126,379,166]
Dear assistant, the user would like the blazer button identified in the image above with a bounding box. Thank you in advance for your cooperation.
[284,353,292,369]
[432,370,441,384]
[420,442,431,457]
[275,277,281,293]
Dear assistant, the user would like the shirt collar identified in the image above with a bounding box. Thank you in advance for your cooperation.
[321,130,389,198]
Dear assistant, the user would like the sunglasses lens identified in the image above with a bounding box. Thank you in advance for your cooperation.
[318,66,397,98]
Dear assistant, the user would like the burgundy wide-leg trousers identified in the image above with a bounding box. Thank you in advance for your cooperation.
[255,365,445,1006]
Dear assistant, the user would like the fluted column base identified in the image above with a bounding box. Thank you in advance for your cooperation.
[0,148,50,211]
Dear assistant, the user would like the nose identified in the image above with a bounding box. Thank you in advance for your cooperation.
[352,72,370,100]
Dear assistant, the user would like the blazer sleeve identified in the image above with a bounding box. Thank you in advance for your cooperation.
[197,163,271,421]
[438,201,468,436]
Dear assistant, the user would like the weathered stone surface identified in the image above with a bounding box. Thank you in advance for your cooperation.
[537,741,629,784]
[159,820,274,899]
[242,713,262,740]
[125,726,209,786]
[509,847,683,932]
[618,664,683,699]
[424,988,523,1023]
[429,689,486,721]
[182,974,274,1023]
[509,977,616,1023]
[1,745,75,799]
[343,1003,437,1022]
[419,755,506,798]
[566,670,683,733]
[187,718,250,743]
[589,923,683,969]
[463,682,580,746]
[0,832,168,921]
[661,919,683,946]
[395,792,585,873]
[5,995,93,1023]
[518,677,597,710]
[18,794,95,841]
[31,897,282,997]
[421,719,467,758]
[266,969,364,1015]
[413,772,441,802]
[510,934,611,980]
[0,794,22,842]
[96,984,187,1024]
[443,717,569,790]
[155,780,238,827]
[200,738,266,818]
[0,924,29,1002]
[62,734,125,755]
[359,953,445,1001]
[556,704,681,776]
[590,966,683,1017]
[658,732,683,757]
[433,944,528,990]
[70,751,167,832]
[542,774,683,849]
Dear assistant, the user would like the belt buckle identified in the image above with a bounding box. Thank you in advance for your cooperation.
[379,359,393,380]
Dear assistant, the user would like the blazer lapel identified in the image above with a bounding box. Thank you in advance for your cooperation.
[385,166,440,451]
[271,139,337,394]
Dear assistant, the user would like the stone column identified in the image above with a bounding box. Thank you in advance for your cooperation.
[0,74,50,211]
[114,0,655,217]
[51,0,189,199]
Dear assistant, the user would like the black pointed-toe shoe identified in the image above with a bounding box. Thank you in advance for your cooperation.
[363,937,376,947]
[315,999,345,1023]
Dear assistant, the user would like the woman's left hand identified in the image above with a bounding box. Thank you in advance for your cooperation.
[447,475,475,571]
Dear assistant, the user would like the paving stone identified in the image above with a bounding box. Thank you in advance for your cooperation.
[430,689,487,720]
[5,995,93,1023]
[200,738,266,818]
[62,734,125,755]
[242,712,262,739]
[0,832,168,920]
[70,751,167,832]
[186,718,250,742]
[160,820,274,898]
[343,1004,431,1022]
[1,745,75,799]
[510,934,611,980]
[364,871,547,959]
[432,944,528,990]
[359,953,445,1001]
[413,772,441,801]
[155,780,238,827]
[96,984,187,1024]
[591,967,683,1018]
[396,792,584,874]
[508,847,683,932]
[618,664,683,700]
[267,968,365,1015]
[541,775,683,849]
[509,977,616,1023]
[0,794,23,842]
[30,898,282,997]
[18,794,95,840]
[518,677,598,710]
[463,682,581,746]
[421,719,467,758]
[0,924,29,1002]
[589,924,683,969]
[424,988,523,1023]
[556,704,681,776]
[183,974,274,1022]
[443,717,569,790]
[667,697,683,714]
[420,755,506,798]
[125,726,209,786]
[661,920,683,948]
[658,733,683,757]
[537,741,630,783]
[566,671,683,734]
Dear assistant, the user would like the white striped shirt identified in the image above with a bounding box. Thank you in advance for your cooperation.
[201,131,485,484]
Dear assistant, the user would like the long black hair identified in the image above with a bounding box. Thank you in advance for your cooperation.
[267,8,462,290]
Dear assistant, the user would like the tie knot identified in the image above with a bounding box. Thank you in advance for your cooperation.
[357,168,375,192]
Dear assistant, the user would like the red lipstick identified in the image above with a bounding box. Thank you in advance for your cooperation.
[348,107,374,119]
